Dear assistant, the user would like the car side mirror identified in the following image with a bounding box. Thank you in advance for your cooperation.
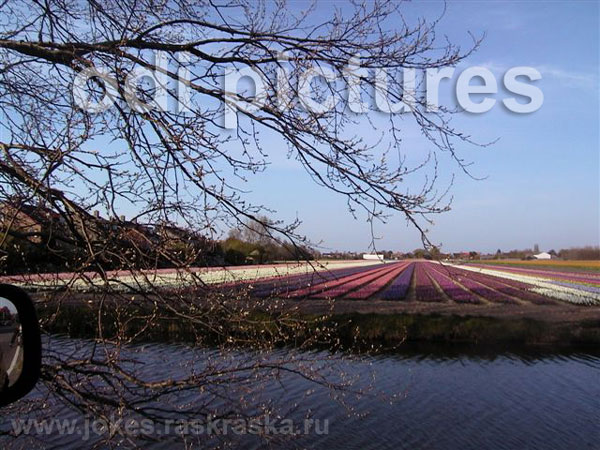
[0,284,41,407]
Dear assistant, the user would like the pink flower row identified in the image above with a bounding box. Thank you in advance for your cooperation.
[286,264,395,298]
[346,262,411,299]
[312,264,404,299]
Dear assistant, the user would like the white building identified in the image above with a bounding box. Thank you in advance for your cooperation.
[533,252,552,260]
[363,253,384,261]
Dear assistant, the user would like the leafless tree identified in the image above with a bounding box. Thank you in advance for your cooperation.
[0,0,481,446]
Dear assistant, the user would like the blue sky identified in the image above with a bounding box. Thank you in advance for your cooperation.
[238,0,599,254]
[6,1,596,255]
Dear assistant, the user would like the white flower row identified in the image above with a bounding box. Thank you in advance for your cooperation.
[13,260,383,292]
[450,264,600,306]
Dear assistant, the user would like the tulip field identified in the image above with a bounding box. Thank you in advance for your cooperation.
[9,257,598,306]
[244,261,600,306]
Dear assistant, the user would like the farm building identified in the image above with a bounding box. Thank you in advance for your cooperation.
[533,252,552,260]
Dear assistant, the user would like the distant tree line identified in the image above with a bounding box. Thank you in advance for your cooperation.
[397,246,600,261]
[557,246,600,260]
[221,217,314,265]
[491,246,600,260]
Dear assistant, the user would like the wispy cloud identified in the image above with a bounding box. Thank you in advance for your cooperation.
[535,65,598,89]
[470,61,598,90]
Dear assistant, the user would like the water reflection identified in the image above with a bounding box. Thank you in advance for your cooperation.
[2,336,599,449]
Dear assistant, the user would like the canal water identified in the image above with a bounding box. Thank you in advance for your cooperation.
[2,337,599,449]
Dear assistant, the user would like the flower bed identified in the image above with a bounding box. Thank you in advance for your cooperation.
[470,264,600,285]
[431,265,519,304]
[414,263,442,302]
[311,264,403,299]
[548,280,600,295]
[377,263,415,300]
[286,264,394,298]
[425,264,480,304]
[456,264,600,306]
[251,264,382,298]
[345,263,411,299]
[444,266,556,305]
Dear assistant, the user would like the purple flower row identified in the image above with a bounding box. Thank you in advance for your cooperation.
[425,264,480,304]
[250,264,385,298]
[377,263,415,300]
[470,264,600,285]
[452,267,556,305]
[414,263,442,302]
[548,280,600,295]
[429,265,517,304]
[312,264,402,299]
[287,264,393,298]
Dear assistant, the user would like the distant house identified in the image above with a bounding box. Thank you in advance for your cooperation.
[246,249,262,264]
[0,201,69,244]
[363,253,384,261]
[533,252,552,260]
[451,252,470,260]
